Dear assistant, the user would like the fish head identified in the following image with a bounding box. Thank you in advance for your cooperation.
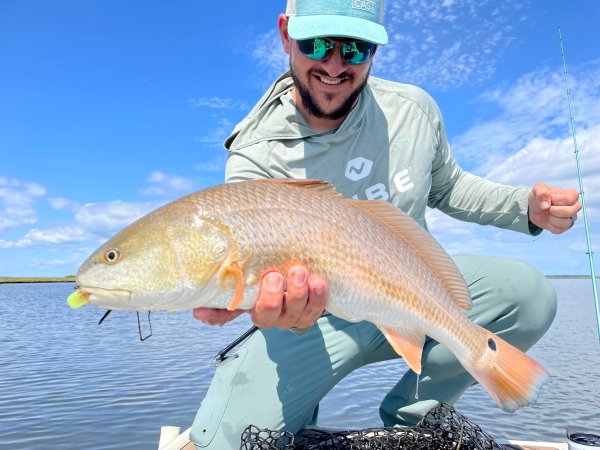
[71,218,183,311]
[70,209,238,312]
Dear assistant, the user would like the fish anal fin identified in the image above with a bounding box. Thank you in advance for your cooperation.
[378,325,425,374]
[224,261,245,311]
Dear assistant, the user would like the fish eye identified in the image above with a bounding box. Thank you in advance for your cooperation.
[103,248,122,264]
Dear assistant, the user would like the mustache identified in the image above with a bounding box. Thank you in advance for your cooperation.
[311,69,351,82]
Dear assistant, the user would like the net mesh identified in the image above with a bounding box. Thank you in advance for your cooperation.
[240,403,507,450]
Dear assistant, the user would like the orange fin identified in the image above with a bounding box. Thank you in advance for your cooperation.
[349,199,471,311]
[252,178,341,197]
[468,332,549,412]
[224,262,245,311]
[378,325,425,374]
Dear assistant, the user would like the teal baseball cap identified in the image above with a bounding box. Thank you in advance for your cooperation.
[286,0,388,45]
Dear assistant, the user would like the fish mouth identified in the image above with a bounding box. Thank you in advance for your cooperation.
[81,286,132,300]
[77,286,133,309]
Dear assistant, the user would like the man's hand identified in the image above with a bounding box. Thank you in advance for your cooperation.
[528,183,582,234]
[193,265,328,329]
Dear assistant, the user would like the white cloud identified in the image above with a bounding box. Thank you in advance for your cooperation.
[0,171,198,252]
[188,97,249,110]
[74,200,155,238]
[485,125,600,185]
[0,198,155,249]
[250,29,289,87]
[30,258,72,271]
[25,227,88,244]
[193,155,227,173]
[193,118,234,148]
[481,60,600,129]
[451,60,600,173]
[139,171,196,197]
[374,0,529,89]
[0,226,88,248]
[0,177,46,232]
[49,196,76,210]
[426,206,536,258]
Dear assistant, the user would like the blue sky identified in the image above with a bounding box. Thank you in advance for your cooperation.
[1,0,599,277]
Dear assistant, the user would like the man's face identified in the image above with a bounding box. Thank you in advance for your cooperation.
[279,15,375,123]
[289,41,373,121]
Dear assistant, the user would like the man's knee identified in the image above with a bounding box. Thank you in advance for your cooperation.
[494,257,557,346]
[456,255,557,349]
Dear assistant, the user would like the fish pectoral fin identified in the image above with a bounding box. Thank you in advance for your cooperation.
[224,261,245,311]
[378,325,425,374]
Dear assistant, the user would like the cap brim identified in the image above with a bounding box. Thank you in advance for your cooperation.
[288,15,388,45]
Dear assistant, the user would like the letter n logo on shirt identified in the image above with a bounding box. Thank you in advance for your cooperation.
[345,157,373,181]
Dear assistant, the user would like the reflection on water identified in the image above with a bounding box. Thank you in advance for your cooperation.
[0,279,598,449]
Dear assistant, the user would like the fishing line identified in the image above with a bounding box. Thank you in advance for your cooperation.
[98,309,112,325]
[214,325,259,365]
[558,27,600,342]
[415,373,420,400]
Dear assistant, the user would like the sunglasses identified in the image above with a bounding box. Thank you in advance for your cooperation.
[297,37,376,65]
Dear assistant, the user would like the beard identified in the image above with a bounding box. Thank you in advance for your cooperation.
[290,64,371,121]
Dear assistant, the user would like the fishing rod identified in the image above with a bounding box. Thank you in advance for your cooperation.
[558,27,600,342]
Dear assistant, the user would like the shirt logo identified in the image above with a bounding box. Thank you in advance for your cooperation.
[393,169,415,193]
[393,137,412,151]
[352,0,376,14]
[345,157,373,181]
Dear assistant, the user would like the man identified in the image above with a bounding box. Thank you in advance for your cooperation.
[190,1,582,448]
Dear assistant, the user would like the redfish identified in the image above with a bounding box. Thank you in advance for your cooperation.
[68,179,548,412]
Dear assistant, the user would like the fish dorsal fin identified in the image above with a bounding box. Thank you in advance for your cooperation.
[349,199,471,310]
[378,325,425,374]
[252,178,341,197]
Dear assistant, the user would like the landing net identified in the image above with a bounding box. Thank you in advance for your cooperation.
[240,403,506,450]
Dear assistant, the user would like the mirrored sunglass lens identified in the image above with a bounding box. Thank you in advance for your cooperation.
[342,41,376,64]
[298,38,334,60]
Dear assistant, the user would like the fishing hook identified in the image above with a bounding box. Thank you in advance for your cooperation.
[97,309,152,341]
[137,311,153,341]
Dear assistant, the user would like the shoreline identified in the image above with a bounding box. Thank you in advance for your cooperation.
[545,275,599,279]
[0,276,76,284]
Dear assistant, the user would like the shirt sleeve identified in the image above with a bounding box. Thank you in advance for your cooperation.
[225,146,274,183]
[426,107,541,236]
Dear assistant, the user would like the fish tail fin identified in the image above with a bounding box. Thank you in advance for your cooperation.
[468,333,549,412]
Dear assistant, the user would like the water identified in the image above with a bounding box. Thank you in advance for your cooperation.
[1,279,599,449]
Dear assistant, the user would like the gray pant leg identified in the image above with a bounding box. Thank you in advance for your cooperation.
[190,315,370,449]
[378,255,557,426]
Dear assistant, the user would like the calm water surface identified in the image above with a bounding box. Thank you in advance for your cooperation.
[1,279,599,449]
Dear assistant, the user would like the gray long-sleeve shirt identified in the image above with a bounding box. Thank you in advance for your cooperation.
[223,71,538,235]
